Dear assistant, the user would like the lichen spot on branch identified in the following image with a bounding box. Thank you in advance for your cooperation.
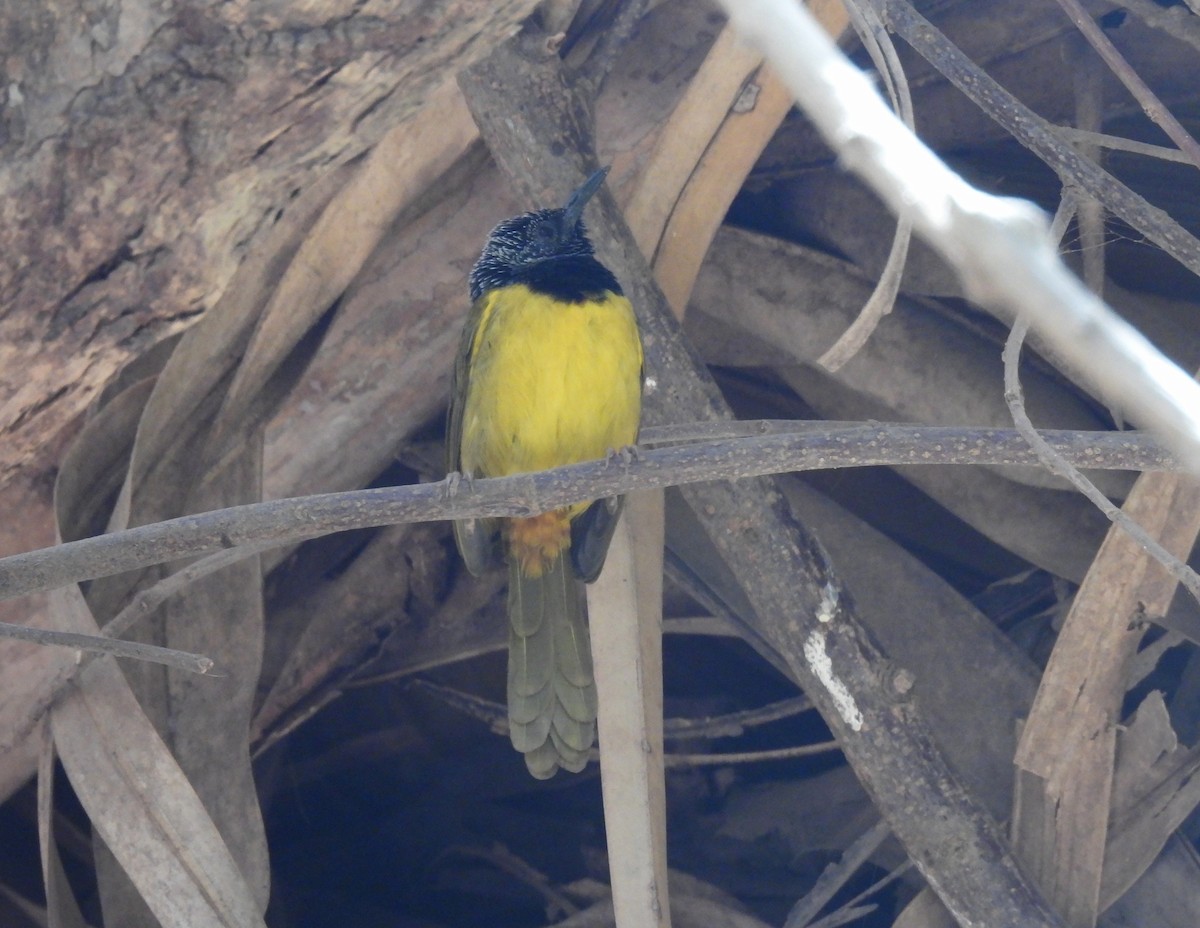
[804,629,863,732]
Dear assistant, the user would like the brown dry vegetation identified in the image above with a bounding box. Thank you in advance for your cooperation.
[3,1,1200,926]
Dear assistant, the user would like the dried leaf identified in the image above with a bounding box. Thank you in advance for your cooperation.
[220,78,479,430]
[1102,693,1200,907]
[48,584,266,928]
[1014,474,1200,925]
[38,728,88,928]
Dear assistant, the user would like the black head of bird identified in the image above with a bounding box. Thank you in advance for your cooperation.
[469,167,614,302]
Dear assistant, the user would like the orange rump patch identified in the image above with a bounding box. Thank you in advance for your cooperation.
[507,510,572,577]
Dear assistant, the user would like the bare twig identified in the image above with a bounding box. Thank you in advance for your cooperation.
[0,622,213,674]
[804,906,878,928]
[0,425,1182,604]
[100,540,278,643]
[441,844,580,920]
[1053,0,1200,171]
[1055,127,1196,165]
[408,679,837,767]
[663,742,841,767]
[784,818,892,928]
[1,541,277,762]
[806,859,914,928]
[1003,317,1200,605]
[818,0,913,371]
[663,695,814,740]
[1070,37,1107,297]
[405,679,508,735]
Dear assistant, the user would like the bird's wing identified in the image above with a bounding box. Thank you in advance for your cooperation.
[447,294,503,575]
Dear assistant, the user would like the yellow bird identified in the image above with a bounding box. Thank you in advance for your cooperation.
[446,168,643,778]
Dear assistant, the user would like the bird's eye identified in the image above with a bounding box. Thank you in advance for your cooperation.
[535,220,555,241]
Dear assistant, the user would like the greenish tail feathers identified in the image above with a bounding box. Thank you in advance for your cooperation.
[506,551,598,779]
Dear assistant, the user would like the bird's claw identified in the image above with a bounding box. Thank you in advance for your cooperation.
[443,470,476,500]
[603,444,639,469]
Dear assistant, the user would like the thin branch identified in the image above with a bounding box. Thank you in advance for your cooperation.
[99,539,278,642]
[1055,127,1197,165]
[663,695,814,741]
[663,742,841,767]
[817,0,914,371]
[803,906,878,928]
[0,623,213,674]
[719,0,1200,476]
[784,818,892,928]
[1003,317,1200,606]
[0,541,277,762]
[0,425,1181,603]
[408,679,838,766]
[1053,0,1200,171]
[806,860,915,928]
[1070,37,1107,297]
[441,844,579,920]
[0,542,280,704]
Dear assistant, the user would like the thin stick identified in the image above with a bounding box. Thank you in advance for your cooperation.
[0,425,1183,603]
[663,741,841,767]
[806,860,915,928]
[1003,317,1200,605]
[0,542,278,692]
[817,0,914,371]
[1056,127,1196,165]
[784,818,892,928]
[663,695,814,740]
[1071,37,1107,297]
[1053,0,1200,171]
[0,622,212,673]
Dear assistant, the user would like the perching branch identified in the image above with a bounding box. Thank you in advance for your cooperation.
[0,424,1178,604]
[715,0,1200,474]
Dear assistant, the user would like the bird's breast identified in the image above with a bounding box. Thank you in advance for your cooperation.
[460,284,643,482]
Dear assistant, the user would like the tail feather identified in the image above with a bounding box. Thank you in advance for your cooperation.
[507,551,598,779]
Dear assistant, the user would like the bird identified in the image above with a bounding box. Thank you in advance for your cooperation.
[446,167,643,779]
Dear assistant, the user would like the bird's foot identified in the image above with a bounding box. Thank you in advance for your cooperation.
[442,469,476,500]
[604,444,640,468]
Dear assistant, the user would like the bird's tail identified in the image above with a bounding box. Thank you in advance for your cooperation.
[506,547,598,779]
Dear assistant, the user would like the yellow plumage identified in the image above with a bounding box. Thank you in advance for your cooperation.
[459,283,643,496]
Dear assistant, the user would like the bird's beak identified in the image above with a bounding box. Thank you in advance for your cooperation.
[561,166,609,229]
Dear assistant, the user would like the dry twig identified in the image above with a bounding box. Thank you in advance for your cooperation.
[817,0,913,371]
[0,425,1181,604]
[1053,0,1200,171]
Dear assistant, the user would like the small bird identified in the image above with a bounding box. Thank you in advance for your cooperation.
[446,167,643,779]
